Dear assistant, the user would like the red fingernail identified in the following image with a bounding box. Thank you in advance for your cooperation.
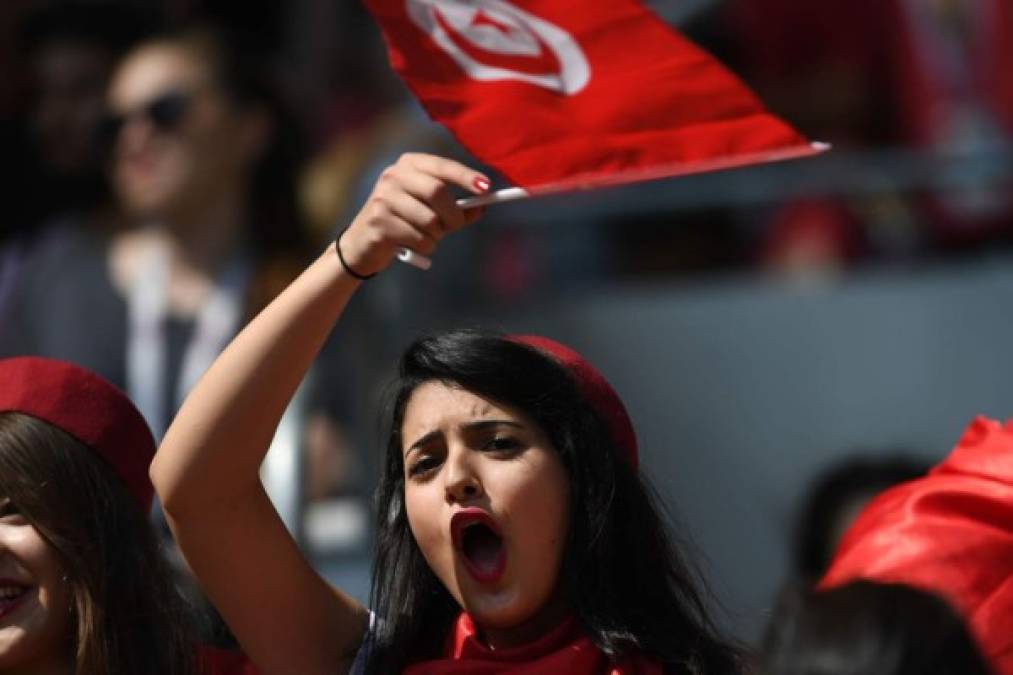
[473,177,491,192]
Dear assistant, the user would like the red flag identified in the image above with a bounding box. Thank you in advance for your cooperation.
[364,0,823,194]
[821,416,1013,673]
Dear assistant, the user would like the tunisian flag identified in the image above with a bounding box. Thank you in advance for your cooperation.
[364,0,824,194]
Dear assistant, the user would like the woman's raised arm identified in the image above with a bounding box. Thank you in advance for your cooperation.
[150,154,489,675]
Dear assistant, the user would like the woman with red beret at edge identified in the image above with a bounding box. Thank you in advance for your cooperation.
[0,357,256,675]
[151,153,744,675]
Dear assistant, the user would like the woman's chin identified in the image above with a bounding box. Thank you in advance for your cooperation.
[457,587,533,628]
[459,588,571,649]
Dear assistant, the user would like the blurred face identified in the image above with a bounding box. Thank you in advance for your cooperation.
[32,41,113,174]
[401,382,570,648]
[105,43,263,221]
[0,497,72,671]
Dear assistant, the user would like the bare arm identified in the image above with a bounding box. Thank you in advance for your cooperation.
[150,154,489,675]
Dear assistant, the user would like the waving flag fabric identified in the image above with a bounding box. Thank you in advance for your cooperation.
[821,416,1013,674]
[364,0,824,193]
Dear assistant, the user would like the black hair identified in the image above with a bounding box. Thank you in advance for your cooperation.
[760,580,992,675]
[12,2,158,227]
[794,456,929,580]
[366,328,742,674]
[17,1,158,57]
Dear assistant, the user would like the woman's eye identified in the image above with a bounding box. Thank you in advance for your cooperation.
[486,436,521,453]
[408,455,440,477]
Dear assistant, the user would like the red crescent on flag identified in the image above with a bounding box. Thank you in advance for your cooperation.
[431,6,562,78]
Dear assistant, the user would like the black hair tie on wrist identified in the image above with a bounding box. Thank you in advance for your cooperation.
[336,228,376,281]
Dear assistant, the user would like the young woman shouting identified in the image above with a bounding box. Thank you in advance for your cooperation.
[151,153,742,675]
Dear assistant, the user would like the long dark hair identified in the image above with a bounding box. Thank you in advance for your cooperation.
[367,329,743,674]
[760,580,992,675]
[0,412,196,675]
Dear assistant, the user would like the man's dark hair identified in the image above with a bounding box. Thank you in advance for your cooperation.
[761,581,992,675]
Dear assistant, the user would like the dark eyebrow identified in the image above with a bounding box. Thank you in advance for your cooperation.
[404,420,525,457]
[462,419,525,434]
[406,430,441,457]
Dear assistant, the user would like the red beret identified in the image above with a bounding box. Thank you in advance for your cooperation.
[509,335,639,468]
[0,357,156,511]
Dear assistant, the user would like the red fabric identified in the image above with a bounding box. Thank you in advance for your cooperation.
[888,0,1013,147]
[885,0,1013,244]
[365,0,816,192]
[405,613,662,674]
[0,356,156,510]
[820,415,1013,674]
[759,198,866,268]
[196,646,259,675]
[509,334,638,467]
[725,0,887,82]
[722,0,893,145]
[991,1,1013,133]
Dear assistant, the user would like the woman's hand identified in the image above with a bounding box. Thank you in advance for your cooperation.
[337,153,490,277]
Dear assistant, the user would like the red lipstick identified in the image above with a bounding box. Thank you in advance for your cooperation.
[450,508,507,584]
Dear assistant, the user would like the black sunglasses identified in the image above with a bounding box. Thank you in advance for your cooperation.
[100,90,193,142]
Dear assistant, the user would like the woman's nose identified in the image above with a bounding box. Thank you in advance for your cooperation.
[443,450,483,504]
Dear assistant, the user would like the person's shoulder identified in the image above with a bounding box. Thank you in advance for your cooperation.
[19,214,108,276]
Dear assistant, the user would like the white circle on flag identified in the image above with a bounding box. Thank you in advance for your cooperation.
[405,0,591,95]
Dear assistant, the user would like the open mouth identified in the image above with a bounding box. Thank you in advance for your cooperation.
[451,510,507,584]
[0,583,29,619]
